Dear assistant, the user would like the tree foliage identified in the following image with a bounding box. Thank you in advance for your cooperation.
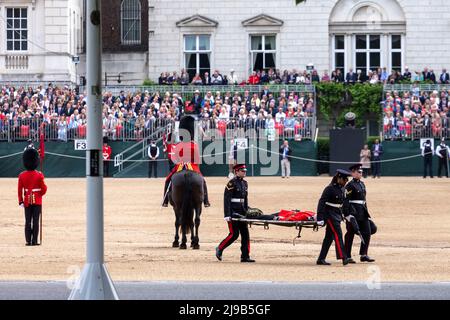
[316,82,347,126]
[316,83,383,127]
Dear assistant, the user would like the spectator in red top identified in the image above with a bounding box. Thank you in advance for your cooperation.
[247,71,260,85]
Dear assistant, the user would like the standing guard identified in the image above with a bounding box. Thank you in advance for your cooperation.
[102,137,112,177]
[343,164,375,263]
[18,148,47,246]
[436,138,450,178]
[422,139,434,178]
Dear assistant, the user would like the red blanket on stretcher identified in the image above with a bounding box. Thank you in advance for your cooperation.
[277,210,316,222]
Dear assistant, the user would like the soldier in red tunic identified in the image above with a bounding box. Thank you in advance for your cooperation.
[103,137,112,177]
[18,148,47,246]
[162,116,210,207]
[163,132,176,172]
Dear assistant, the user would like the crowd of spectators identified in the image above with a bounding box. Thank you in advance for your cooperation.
[2,64,449,143]
[157,67,450,86]
[382,88,450,140]
[0,83,316,142]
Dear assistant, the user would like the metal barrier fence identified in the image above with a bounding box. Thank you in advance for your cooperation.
[83,84,316,98]
[0,116,316,143]
[0,118,174,142]
[382,117,450,140]
[199,116,316,141]
[384,84,450,93]
[0,81,76,89]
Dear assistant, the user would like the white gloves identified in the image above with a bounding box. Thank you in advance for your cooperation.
[19,203,24,208]
[224,217,232,222]
[345,215,355,222]
[316,220,325,227]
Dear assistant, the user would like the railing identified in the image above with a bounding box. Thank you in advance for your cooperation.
[4,55,29,70]
[80,84,316,98]
[384,84,450,92]
[114,125,168,175]
[0,118,174,143]
[0,80,76,88]
[382,117,450,141]
[199,116,316,141]
[1,115,317,143]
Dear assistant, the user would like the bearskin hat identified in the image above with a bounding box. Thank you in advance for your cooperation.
[23,148,40,171]
[179,115,196,141]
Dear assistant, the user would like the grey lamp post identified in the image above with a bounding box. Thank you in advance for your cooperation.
[68,0,118,300]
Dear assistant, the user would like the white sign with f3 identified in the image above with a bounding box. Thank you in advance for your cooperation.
[75,139,87,151]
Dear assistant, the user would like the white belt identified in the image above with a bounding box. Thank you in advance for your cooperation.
[25,188,41,192]
[231,198,245,203]
[326,202,342,208]
[349,200,366,205]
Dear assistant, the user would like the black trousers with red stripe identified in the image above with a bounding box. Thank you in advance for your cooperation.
[318,218,347,261]
[25,205,41,245]
[218,221,250,259]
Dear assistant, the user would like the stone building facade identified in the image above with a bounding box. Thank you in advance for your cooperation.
[2,0,450,85]
[0,0,84,83]
[147,0,450,83]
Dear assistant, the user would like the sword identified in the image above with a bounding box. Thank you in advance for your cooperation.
[160,181,172,210]
[357,232,366,245]
[446,150,449,179]
[347,215,366,245]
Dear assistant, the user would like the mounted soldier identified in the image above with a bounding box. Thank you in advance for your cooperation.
[162,115,210,207]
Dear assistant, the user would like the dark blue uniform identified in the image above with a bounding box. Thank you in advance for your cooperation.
[343,178,372,257]
[217,177,250,259]
[317,182,347,261]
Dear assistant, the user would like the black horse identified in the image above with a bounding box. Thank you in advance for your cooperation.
[169,170,204,249]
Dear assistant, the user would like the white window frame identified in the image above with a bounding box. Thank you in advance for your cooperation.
[249,34,277,73]
[6,7,28,52]
[183,34,212,75]
[353,34,382,75]
[389,34,403,72]
[332,35,346,73]
[121,0,141,45]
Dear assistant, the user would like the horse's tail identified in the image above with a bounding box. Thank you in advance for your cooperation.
[181,171,194,235]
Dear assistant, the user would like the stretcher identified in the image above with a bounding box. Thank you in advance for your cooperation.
[231,217,320,245]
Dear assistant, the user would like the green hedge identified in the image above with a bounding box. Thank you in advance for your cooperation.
[316,83,383,128]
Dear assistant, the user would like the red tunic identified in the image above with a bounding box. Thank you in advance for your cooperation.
[18,170,47,207]
[166,143,175,162]
[166,141,201,181]
[103,145,112,160]
[172,141,200,164]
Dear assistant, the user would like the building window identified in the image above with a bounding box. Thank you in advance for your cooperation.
[391,34,402,72]
[354,34,381,75]
[184,35,211,80]
[333,35,345,74]
[6,8,28,51]
[121,0,141,45]
[250,35,276,72]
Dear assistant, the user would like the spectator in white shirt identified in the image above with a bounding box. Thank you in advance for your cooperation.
[275,107,286,124]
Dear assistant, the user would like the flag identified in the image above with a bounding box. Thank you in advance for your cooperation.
[162,132,167,151]
[39,128,45,160]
